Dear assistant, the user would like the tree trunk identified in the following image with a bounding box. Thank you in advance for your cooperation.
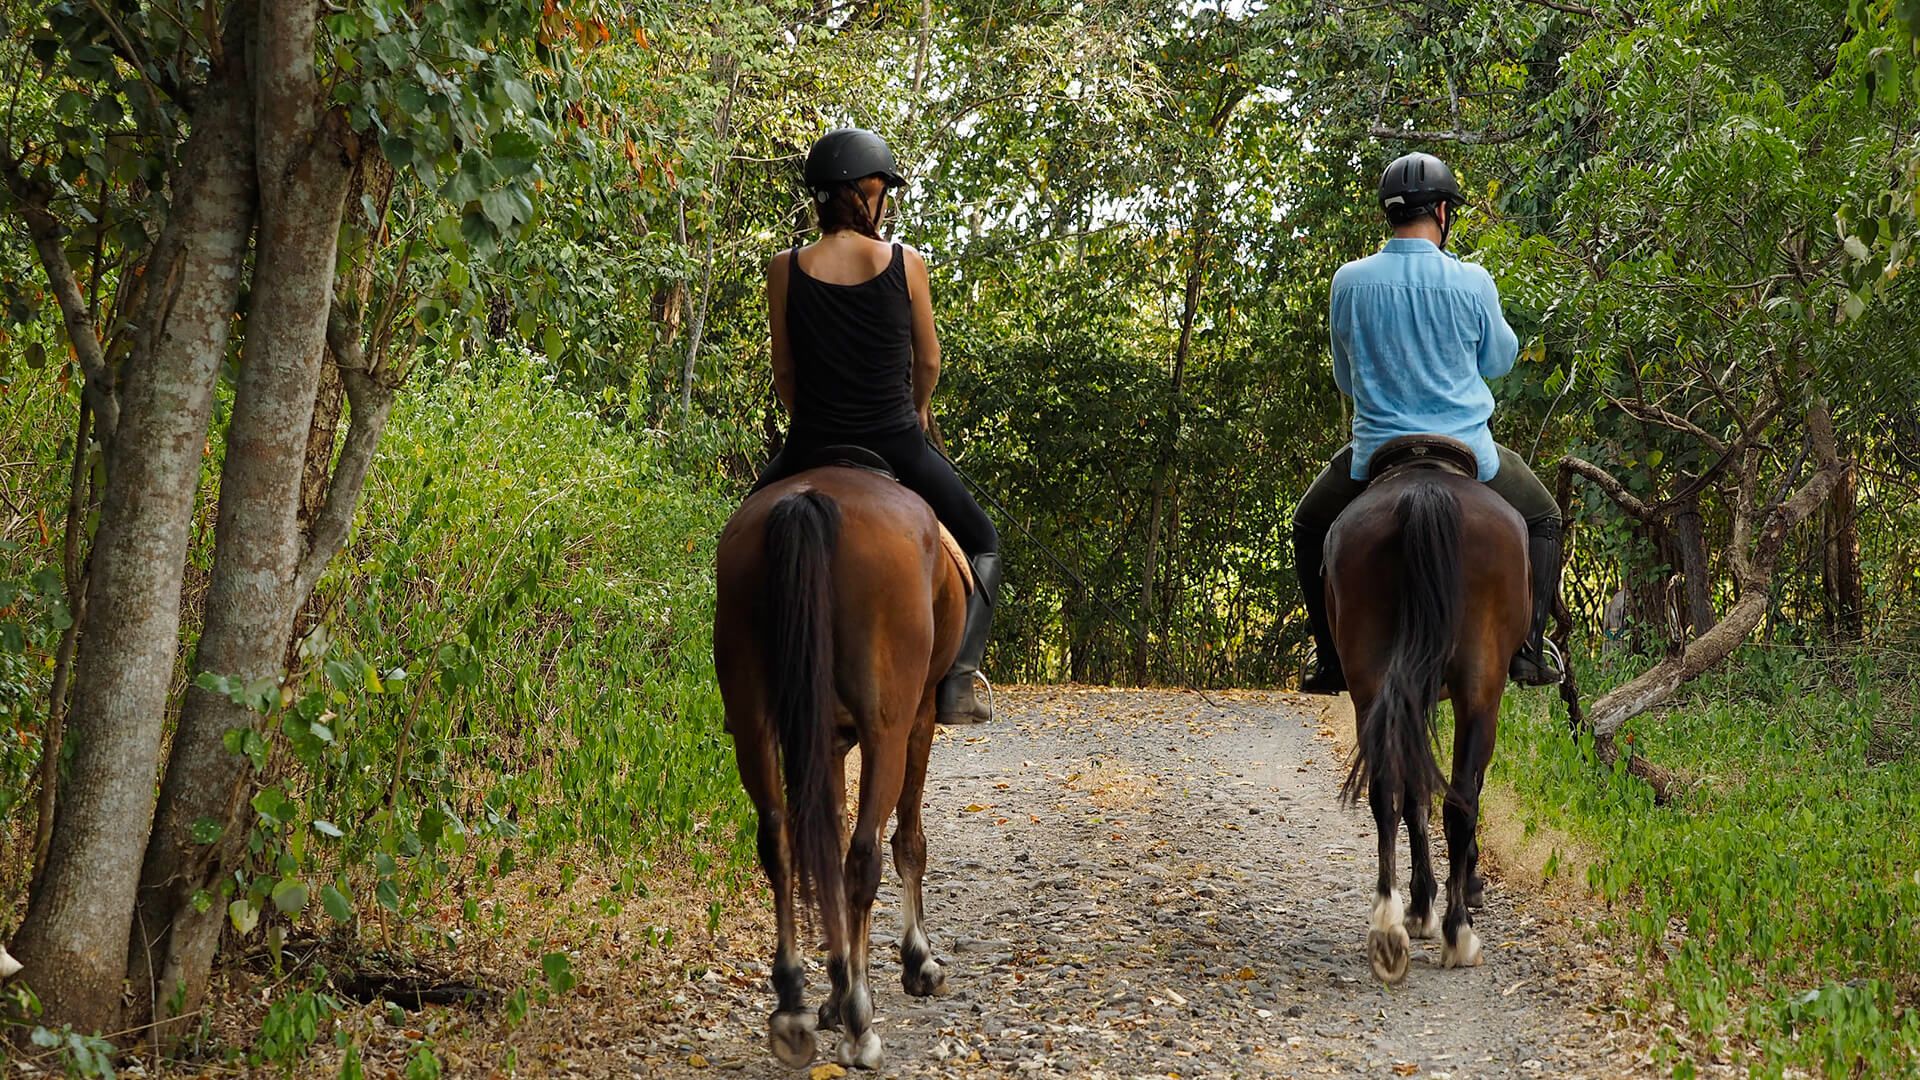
[9,34,257,1034]
[1586,402,1844,736]
[679,52,739,417]
[1672,499,1715,635]
[129,1,355,1039]
[1823,462,1862,642]
[1134,235,1205,683]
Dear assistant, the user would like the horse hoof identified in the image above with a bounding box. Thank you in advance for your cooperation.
[1405,908,1441,940]
[768,1011,817,1067]
[817,998,842,1032]
[1368,926,1411,985]
[837,1028,883,1071]
[1467,874,1487,910]
[1442,926,1484,968]
[902,956,948,997]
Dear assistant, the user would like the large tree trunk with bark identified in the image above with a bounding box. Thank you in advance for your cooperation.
[128,1,356,1039]
[8,32,258,1033]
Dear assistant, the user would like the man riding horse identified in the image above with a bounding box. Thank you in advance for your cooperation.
[1294,152,1564,694]
[752,128,1002,724]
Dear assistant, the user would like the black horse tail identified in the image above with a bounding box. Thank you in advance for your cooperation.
[764,490,844,921]
[1342,476,1461,810]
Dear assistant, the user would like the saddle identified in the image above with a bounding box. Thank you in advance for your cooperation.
[795,444,973,594]
[1365,434,1480,483]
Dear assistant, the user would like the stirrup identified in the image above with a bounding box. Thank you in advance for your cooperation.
[1511,638,1564,687]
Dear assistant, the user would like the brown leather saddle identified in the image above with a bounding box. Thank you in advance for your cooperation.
[797,444,973,594]
[1365,434,1480,483]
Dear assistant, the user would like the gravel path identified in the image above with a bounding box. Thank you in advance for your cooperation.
[642,687,1633,1079]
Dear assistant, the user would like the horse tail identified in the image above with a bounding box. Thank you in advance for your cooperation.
[764,490,845,921]
[1342,475,1461,810]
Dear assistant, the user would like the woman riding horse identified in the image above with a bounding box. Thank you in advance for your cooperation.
[1293,152,1564,694]
[752,127,1001,725]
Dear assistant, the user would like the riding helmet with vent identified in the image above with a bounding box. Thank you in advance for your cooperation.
[1377,152,1464,223]
[804,128,905,200]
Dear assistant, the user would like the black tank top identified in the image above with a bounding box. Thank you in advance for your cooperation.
[787,242,919,438]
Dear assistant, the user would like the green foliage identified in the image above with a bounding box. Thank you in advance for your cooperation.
[1495,649,1920,1075]
[202,350,752,962]
[26,1024,117,1078]
[255,986,340,1074]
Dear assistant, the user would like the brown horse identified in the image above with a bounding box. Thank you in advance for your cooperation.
[1324,437,1530,984]
[715,465,967,1070]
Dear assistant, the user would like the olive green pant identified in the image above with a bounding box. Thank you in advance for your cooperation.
[1291,443,1559,531]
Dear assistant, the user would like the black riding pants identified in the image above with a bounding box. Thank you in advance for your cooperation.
[752,426,1000,557]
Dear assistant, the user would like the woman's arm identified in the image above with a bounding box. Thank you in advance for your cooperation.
[903,245,941,430]
[768,252,794,413]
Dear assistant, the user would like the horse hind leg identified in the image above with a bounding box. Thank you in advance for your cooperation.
[893,695,946,998]
[1403,794,1442,940]
[1441,697,1499,970]
[732,721,818,1066]
[835,725,909,1070]
[1367,778,1412,984]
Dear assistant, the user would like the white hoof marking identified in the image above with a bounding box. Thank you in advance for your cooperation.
[838,1028,883,1071]
[1442,925,1484,968]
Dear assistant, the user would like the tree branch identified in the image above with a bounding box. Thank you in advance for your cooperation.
[294,305,395,605]
[1560,455,1653,521]
[1606,394,1727,454]
[1368,123,1533,145]
[5,184,120,442]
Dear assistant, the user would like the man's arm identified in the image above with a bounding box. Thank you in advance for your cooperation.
[1474,266,1519,380]
[1330,279,1354,397]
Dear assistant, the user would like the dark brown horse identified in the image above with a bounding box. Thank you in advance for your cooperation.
[1324,437,1530,984]
[715,466,968,1070]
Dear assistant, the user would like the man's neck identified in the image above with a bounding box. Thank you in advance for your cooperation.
[1391,222,1444,246]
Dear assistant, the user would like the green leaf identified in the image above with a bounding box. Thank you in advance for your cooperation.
[271,877,310,915]
[190,817,224,844]
[322,884,354,923]
[540,952,576,995]
[229,898,260,935]
[313,819,345,839]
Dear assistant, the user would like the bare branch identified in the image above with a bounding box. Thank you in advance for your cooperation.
[1560,455,1653,521]
[4,181,121,442]
[1368,124,1532,145]
[1606,394,1728,454]
[294,305,395,605]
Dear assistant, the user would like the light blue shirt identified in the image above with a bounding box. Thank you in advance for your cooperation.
[1330,237,1518,482]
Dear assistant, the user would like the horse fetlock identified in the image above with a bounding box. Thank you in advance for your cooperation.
[768,1010,817,1067]
[1404,906,1441,940]
[1442,925,1484,968]
[902,953,948,997]
[816,995,843,1032]
[837,1028,883,1071]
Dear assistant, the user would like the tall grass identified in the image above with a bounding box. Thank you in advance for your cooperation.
[1492,648,1920,1077]
[266,353,756,946]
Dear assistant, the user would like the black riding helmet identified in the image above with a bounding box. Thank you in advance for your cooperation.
[1377,152,1464,224]
[804,128,906,201]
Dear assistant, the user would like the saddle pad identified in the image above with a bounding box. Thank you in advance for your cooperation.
[940,523,973,595]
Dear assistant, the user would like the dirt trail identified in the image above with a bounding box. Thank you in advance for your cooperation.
[637,687,1639,1079]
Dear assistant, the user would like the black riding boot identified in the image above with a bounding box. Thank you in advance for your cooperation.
[1292,521,1347,694]
[1510,519,1566,687]
[938,552,1001,725]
